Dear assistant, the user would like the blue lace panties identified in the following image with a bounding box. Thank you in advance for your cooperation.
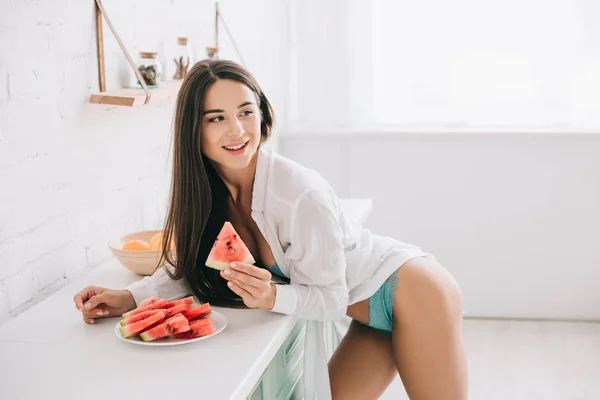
[360,268,400,336]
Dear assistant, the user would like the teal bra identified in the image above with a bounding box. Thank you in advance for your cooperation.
[256,260,289,281]
[266,263,287,279]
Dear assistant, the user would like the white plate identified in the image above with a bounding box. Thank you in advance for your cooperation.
[114,310,227,347]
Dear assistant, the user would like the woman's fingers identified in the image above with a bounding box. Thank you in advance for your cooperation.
[226,280,253,302]
[90,308,110,317]
[221,263,271,289]
[73,286,106,312]
[73,287,93,312]
[232,277,264,297]
[231,262,271,280]
[84,292,109,311]
[220,263,276,309]
[82,306,111,323]
[74,286,116,325]
[221,269,263,290]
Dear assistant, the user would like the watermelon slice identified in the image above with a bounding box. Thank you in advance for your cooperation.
[182,303,212,321]
[120,311,166,338]
[122,298,168,318]
[140,313,190,342]
[164,296,194,308]
[162,303,192,318]
[172,318,215,339]
[120,310,163,327]
[205,221,255,270]
[139,296,159,308]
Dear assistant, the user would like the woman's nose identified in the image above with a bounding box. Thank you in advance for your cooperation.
[227,117,245,137]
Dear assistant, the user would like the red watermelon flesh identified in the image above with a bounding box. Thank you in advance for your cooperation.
[172,318,215,339]
[205,221,255,270]
[139,296,159,308]
[122,298,168,318]
[164,296,194,308]
[120,310,162,327]
[140,313,190,342]
[120,311,166,338]
[182,303,211,320]
[162,303,192,318]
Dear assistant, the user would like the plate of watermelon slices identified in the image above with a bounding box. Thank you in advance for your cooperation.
[114,296,227,346]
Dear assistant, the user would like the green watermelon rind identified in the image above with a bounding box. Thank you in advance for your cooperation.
[119,326,130,338]
[205,254,255,270]
[139,314,189,342]
[120,311,166,338]
[205,260,237,271]
[119,309,164,327]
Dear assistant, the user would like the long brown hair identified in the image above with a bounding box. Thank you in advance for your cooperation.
[158,59,274,306]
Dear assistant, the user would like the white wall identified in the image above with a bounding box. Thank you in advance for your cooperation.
[284,0,374,131]
[279,0,600,321]
[280,131,600,321]
[0,0,291,326]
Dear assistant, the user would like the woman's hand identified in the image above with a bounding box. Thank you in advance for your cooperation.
[220,262,276,310]
[73,286,137,324]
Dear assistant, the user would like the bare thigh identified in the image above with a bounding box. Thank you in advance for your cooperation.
[392,256,469,400]
[328,319,397,400]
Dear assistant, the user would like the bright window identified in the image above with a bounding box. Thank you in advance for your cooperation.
[371,0,600,131]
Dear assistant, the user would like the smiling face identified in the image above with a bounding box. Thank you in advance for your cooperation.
[200,79,262,171]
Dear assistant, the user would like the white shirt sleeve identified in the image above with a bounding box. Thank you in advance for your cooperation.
[270,189,349,321]
[125,264,193,306]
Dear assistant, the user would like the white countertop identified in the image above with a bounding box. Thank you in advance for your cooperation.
[0,199,373,400]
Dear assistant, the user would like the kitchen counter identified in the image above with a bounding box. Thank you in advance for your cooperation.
[0,198,373,400]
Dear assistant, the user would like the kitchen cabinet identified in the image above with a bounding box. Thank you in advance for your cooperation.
[248,199,372,399]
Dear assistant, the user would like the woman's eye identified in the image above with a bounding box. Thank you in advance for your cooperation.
[241,110,253,116]
[209,116,224,122]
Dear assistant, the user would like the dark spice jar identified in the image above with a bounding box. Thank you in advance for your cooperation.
[136,52,162,88]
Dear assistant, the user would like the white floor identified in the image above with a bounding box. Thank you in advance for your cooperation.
[380,318,600,400]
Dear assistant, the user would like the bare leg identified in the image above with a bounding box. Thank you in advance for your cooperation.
[392,256,469,400]
[329,320,397,400]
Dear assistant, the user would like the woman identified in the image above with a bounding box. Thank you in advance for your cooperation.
[73,59,468,399]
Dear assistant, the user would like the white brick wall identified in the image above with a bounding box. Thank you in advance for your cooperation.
[0,0,290,326]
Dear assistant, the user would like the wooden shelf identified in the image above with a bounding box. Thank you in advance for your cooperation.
[92,0,184,107]
[89,80,183,107]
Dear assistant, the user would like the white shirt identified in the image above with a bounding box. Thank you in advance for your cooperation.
[126,146,427,399]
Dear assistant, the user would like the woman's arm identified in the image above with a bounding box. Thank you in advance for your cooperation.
[126,263,192,306]
[271,189,349,321]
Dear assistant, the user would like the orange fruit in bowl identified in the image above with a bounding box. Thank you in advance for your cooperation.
[149,232,176,251]
[123,239,152,251]
[149,232,163,250]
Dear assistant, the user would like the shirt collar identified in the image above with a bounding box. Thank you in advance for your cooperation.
[251,145,272,212]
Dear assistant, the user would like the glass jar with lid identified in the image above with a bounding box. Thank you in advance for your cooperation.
[136,52,162,88]
[173,37,193,79]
